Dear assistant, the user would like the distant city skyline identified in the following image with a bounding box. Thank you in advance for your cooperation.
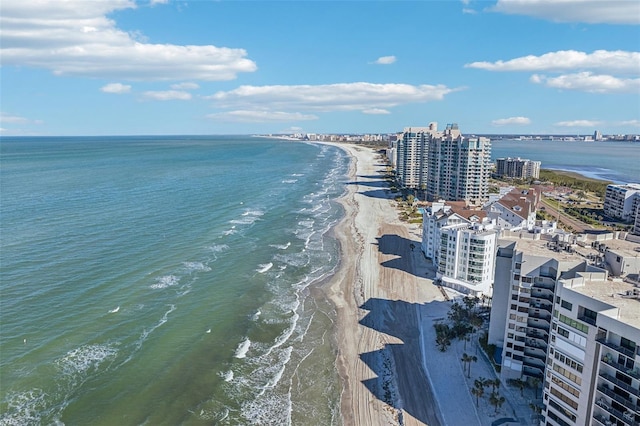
[1,0,639,136]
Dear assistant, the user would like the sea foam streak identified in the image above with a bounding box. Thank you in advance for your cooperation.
[182,262,211,273]
[256,263,273,273]
[150,275,179,289]
[108,306,120,313]
[234,338,251,359]
[269,242,290,250]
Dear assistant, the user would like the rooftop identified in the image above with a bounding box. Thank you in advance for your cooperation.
[568,276,640,329]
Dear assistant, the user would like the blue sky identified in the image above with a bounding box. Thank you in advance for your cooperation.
[1,0,639,136]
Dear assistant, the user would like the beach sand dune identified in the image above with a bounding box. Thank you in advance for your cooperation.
[322,143,446,426]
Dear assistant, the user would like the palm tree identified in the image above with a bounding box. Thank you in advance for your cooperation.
[471,385,484,407]
[512,378,526,396]
[461,353,472,377]
[489,392,505,414]
[490,378,501,393]
[474,377,488,391]
[531,377,542,399]
[467,354,478,378]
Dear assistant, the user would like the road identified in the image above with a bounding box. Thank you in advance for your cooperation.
[539,197,597,233]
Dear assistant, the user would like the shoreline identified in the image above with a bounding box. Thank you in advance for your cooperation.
[315,141,535,426]
[316,141,445,425]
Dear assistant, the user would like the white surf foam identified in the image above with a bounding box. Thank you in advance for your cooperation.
[0,389,48,426]
[251,310,261,321]
[269,242,290,250]
[208,244,229,253]
[182,261,211,273]
[256,263,273,273]
[234,338,251,359]
[221,370,234,382]
[282,179,297,184]
[55,343,118,377]
[150,275,179,289]
[222,228,237,236]
[108,306,120,313]
[135,304,177,350]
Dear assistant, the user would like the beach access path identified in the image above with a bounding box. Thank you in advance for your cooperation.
[322,143,535,426]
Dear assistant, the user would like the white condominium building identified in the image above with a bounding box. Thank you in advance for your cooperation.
[547,269,639,426]
[603,183,640,222]
[421,201,496,296]
[488,237,640,426]
[396,123,439,189]
[426,124,492,206]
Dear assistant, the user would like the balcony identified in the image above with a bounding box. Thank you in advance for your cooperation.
[598,338,637,358]
[600,372,640,398]
[526,328,549,343]
[530,293,554,303]
[595,398,639,426]
[602,354,640,381]
[522,362,544,379]
[529,311,552,322]
[527,320,550,331]
[533,279,556,290]
[578,314,597,326]
[524,348,547,362]
[597,384,639,414]
[593,413,613,426]
[529,301,553,313]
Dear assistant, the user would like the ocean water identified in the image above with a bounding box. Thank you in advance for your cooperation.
[0,136,347,425]
[491,139,640,183]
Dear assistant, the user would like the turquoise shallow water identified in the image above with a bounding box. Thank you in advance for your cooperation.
[0,136,347,425]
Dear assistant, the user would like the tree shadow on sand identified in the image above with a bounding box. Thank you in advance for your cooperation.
[358,297,446,426]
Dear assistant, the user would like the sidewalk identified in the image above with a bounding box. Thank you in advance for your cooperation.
[418,293,541,425]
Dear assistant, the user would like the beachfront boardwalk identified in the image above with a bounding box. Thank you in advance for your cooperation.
[419,288,543,426]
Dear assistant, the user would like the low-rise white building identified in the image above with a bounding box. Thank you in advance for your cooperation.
[604,183,640,222]
[421,201,496,296]
[485,187,539,231]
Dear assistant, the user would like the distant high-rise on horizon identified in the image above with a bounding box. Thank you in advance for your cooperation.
[495,157,541,180]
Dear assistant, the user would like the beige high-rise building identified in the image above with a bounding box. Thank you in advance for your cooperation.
[396,123,438,190]
[426,124,492,206]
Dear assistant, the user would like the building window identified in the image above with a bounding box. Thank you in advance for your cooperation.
[560,300,572,311]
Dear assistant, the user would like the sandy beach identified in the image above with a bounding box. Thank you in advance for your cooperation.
[321,142,445,426]
[322,142,533,426]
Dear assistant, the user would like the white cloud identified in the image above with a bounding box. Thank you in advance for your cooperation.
[362,108,391,115]
[0,112,28,123]
[101,83,131,94]
[531,72,640,94]
[618,119,640,127]
[170,82,200,90]
[465,50,640,74]
[462,8,478,14]
[555,119,602,127]
[491,0,640,25]
[142,90,192,101]
[0,0,257,81]
[374,56,397,65]
[491,116,531,126]
[206,82,460,112]
[150,0,169,4]
[206,110,318,123]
